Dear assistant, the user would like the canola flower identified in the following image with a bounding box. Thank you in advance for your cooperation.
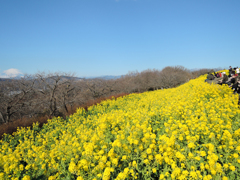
[0,72,240,180]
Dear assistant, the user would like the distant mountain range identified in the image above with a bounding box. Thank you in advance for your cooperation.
[82,75,123,80]
[0,75,123,82]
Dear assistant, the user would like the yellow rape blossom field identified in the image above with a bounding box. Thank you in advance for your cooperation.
[1,72,240,180]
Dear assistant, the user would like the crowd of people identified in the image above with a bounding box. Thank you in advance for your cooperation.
[205,66,240,95]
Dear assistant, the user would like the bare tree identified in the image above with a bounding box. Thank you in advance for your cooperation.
[158,66,190,89]
[34,72,77,117]
[0,75,36,123]
[56,76,80,113]
[85,78,109,99]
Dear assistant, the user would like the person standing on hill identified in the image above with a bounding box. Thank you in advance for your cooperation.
[229,66,233,77]
[231,76,240,93]
[232,68,236,76]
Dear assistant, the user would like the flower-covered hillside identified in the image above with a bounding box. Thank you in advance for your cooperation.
[0,74,240,180]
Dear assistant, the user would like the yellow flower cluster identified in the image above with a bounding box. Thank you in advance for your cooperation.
[0,73,240,179]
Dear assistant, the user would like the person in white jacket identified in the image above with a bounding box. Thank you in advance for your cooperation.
[236,67,240,75]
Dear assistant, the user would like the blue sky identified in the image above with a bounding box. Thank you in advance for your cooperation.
[0,0,240,78]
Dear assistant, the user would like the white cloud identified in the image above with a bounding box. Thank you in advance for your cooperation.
[0,68,23,78]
